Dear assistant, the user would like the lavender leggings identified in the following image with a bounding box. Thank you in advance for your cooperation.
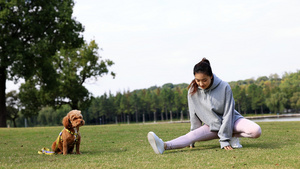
[165,118,261,150]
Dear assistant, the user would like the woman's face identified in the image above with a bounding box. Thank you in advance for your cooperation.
[194,72,213,89]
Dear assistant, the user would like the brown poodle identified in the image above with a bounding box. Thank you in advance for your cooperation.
[52,110,85,155]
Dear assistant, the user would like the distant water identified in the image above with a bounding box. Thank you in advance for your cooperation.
[252,117,300,122]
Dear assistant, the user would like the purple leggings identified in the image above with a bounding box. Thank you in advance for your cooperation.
[165,118,261,150]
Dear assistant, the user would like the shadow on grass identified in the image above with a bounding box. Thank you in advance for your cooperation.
[163,144,220,154]
[163,140,284,154]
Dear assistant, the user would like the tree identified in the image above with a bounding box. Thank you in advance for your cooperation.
[19,40,114,114]
[18,79,42,118]
[0,0,84,127]
[98,93,111,123]
[6,90,21,127]
[247,84,264,114]
[139,89,152,122]
[120,90,132,122]
[37,107,55,126]
[290,92,300,112]
[87,97,101,124]
[181,88,188,118]
[160,87,174,121]
[239,87,249,114]
[173,87,185,119]
[266,92,287,114]
[232,85,242,113]
[150,88,161,122]
[130,91,140,123]
[280,71,300,109]
[52,40,114,110]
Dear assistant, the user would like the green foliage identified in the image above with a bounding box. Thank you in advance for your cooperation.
[18,79,42,117]
[18,40,115,117]
[0,122,300,168]
[0,0,84,82]
[50,40,115,110]
[77,84,190,125]
[230,71,300,115]
[37,105,71,126]
[5,90,20,127]
[265,93,286,114]
[0,0,84,127]
[290,92,300,112]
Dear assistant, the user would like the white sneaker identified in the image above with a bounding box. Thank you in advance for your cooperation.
[229,137,243,148]
[147,131,165,154]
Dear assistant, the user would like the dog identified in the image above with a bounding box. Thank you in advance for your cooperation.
[52,110,85,155]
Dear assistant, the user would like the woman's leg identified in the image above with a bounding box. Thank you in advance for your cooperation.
[165,125,218,150]
[233,118,262,138]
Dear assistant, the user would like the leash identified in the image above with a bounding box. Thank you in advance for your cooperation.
[38,147,54,155]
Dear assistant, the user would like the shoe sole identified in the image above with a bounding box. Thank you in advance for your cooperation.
[232,145,243,148]
[147,132,160,154]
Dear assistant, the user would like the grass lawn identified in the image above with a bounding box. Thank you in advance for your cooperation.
[0,121,299,169]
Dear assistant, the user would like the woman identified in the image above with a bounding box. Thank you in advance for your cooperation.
[148,58,261,154]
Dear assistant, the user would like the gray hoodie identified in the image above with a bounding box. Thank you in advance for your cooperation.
[188,74,243,148]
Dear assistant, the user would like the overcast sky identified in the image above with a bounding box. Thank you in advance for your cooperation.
[6,0,300,97]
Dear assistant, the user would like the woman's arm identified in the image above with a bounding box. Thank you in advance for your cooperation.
[218,87,235,149]
[188,94,202,131]
[188,93,202,148]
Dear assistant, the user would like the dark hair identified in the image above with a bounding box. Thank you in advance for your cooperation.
[188,58,213,95]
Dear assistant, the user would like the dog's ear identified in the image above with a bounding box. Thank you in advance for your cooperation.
[62,115,72,128]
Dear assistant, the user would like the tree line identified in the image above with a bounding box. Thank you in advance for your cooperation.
[2,1,300,127]
[7,70,300,127]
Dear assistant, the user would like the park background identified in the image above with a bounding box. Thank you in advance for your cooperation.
[1,1,300,168]
[2,0,300,127]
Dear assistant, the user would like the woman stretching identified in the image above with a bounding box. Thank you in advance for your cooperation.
[148,58,261,154]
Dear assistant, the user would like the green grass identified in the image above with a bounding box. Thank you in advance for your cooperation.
[0,121,299,169]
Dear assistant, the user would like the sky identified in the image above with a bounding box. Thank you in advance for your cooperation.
[6,0,300,97]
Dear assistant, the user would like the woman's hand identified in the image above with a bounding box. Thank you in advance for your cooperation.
[224,145,233,150]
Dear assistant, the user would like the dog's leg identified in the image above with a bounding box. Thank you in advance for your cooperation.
[68,145,75,154]
[76,140,81,154]
[51,141,56,152]
[63,141,68,155]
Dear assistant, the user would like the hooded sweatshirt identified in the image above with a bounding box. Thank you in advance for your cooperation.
[188,74,243,148]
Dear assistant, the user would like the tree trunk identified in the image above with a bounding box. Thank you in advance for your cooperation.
[123,113,126,123]
[13,118,17,127]
[0,67,7,127]
[135,108,138,123]
[180,110,183,121]
[70,100,79,110]
[165,106,168,120]
[143,113,145,124]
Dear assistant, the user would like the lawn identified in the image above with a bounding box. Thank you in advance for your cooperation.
[0,121,299,169]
